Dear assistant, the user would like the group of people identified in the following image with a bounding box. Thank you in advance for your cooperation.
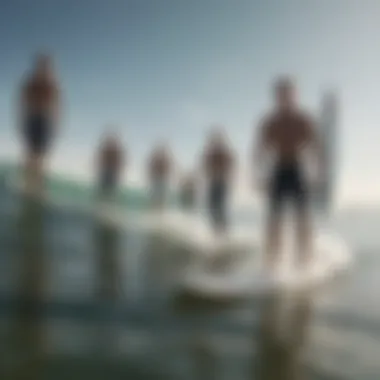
[18,54,324,271]
[97,126,235,232]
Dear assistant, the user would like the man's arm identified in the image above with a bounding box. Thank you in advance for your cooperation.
[227,147,236,180]
[252,117,270,189]
[51,83,61,127]
[18,82,28,132]
[118,147,126,172]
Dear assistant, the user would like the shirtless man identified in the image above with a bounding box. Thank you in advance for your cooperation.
[202,128,235,234]
[255,77,323,270]
[97,131,124,199]
[19,54,60,195]
[148,143,172,209]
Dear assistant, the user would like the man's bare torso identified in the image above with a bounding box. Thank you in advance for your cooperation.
[100,143,123,172]
[24,78,58,116]
[150,152,171,180]
[262,110,314,163]
[204,145,234,179]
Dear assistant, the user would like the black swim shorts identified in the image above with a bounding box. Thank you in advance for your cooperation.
[100,169,118,195]
[208,178,228,229]
[269,162,308,215]
[24,114,52,155]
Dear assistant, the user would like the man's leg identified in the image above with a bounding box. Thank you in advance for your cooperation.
[295,206,312,268]
[209,181,221,234]
[23,123,35,193]
[34,153,46,195]
[294,174,312,268]
[24,152,42,195]
[216,180,228,234]
[27,117,49,197]
[264,208,283,271]
[209,183,217,232]
[151,179,165,210]
[100,171,116,202]
[157,180,166,210]
[150,180,157,209]
[264,169,285,271]
[23,151,32,191]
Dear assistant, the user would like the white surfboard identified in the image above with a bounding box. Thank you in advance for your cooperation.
[181,231,352,298]
[135,209,260,254]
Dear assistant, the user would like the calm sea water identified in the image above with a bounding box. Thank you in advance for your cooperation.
[0,163,379,380]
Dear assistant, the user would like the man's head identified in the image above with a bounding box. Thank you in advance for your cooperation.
[154,140,168,155]
[102,127,120,148]
[208,126,226,147]
[34,53,53,80]
[273,76,296,111]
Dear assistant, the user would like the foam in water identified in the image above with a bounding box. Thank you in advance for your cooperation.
[134,208,262,254]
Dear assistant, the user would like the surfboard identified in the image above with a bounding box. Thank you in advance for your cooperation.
[180,231,352,298]
[135,209,260,254]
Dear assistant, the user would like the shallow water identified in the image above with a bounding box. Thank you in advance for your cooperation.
[0,168,379,379]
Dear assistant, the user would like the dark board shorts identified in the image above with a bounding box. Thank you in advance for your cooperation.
[268,162,309,216]
[24,114,52,156]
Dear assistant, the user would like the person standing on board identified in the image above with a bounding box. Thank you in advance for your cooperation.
[147,143,173,209]
[254,77,323,271]
[202,127,235,235]
[97,130,125,200]
[19,54,60,195]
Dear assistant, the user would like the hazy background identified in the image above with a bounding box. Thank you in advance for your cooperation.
[0,3,380,379]
[0,0,379,208]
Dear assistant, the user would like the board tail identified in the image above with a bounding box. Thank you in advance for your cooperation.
[316,91,338,215]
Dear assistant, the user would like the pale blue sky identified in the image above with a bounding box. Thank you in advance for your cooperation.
[0,0,379,206]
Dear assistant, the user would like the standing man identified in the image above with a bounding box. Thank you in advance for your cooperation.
[202,127,235,235]
[147,143,173,209]
[254,77,323,271]
[19,53,60,195]
[97,130,125,200]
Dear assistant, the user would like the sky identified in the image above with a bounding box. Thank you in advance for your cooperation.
[0,0,379,208]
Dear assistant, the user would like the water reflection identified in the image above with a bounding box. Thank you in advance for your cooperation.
[171,292,243,380]
[254,292,313,380]
[94,220,120,301]
[5,195,47,379]
[190,336,217,380]
[0,190,317,379]
[144,234,185,302]
[92,218,121,356]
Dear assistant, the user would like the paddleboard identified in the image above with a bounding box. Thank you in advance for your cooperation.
[181,231,352,298]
